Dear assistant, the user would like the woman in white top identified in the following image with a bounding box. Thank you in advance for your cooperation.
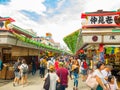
[93,61,109,90]
[44,65,60,90]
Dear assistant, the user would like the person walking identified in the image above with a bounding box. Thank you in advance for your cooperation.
[102,65,119,89]
[43,65,60,90]
[13,57,21,86]
[19,59,29,86]
[57,62,69,90]
[72,60,79,90]
[54,57,59,71]
[40,57,47,78]
[81,59,88,81]
[31,57,36,75]
[93,61,109,90]
[47,58,54,72]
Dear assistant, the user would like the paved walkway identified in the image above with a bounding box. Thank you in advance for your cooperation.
[0,71,90,90]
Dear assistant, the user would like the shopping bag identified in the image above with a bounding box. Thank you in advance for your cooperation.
[85,74,98,89]
[43,74,50,90]
[56,82,61,90]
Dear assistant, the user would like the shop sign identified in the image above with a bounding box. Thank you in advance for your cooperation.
[83,35,102,43]
[87,15,116,25]
[81,12,120,28]
[104,35,120,43]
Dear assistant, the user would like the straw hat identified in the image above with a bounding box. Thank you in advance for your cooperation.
[49,65,55,72]
[59,62,64,67]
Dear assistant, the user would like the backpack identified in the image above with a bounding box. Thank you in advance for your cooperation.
[82,62,88,69]
[43,74,50,90]
[22,64,28,74]
[14,62,20,72]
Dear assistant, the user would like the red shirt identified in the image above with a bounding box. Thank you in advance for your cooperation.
[54,61,59,70]
[57,67,69,86]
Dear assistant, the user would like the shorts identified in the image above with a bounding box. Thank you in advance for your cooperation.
[21,72,28,77]
[14,72,20,79]
[82,70,87,75]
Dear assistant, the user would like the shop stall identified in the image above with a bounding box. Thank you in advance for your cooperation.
[79,10,120,85]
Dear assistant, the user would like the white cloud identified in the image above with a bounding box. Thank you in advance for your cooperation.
[9,0,46,16]
[0,0,120,47]
[83,0,120,12]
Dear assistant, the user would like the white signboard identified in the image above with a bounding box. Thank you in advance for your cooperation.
[87,15,117,25]
[83,35,102,43]
[104,35,120,43]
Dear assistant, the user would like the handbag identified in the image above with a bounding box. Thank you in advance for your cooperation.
[43,73,50,90]
[85,73,98,90]
[56,82,61,90]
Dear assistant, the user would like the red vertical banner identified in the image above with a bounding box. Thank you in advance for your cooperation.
[99,44,104,61]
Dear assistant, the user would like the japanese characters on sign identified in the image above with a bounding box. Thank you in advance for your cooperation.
[104,35,120,43]
[81,12,120,28]
[88,15,116,25]
[89,16,114,24]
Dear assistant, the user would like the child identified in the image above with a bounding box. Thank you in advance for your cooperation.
[108,75,120,90]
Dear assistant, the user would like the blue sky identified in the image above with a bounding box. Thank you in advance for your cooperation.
[0,0,120,46]
[0,0,11,5]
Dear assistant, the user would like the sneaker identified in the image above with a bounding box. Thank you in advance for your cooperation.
[13,83,15,87]
[73,87,75,90]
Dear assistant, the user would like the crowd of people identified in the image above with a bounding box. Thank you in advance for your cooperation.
[12,55,120,90]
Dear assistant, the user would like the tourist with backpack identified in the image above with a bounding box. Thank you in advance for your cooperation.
[40,57,47,78]
[19,59,28,86]
[81,59,88,81]
[13,57,21,87]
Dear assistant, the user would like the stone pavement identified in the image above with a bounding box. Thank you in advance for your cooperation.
[0,71,90,90]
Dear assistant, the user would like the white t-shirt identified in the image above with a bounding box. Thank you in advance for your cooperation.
[101,70,111,77]
[101,70,118,89]
[93,69,106,84]
[45,73,59,90]
[101,70,111,84]
[80,62,84,70]
[109,83,117,90]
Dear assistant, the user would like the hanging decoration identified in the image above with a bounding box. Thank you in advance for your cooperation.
[99,44,104,52]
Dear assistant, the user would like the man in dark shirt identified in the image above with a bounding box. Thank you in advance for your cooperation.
[31,57,36,75]
[57,62,69,90]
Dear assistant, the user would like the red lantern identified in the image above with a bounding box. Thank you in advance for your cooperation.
[79,49,84,53]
